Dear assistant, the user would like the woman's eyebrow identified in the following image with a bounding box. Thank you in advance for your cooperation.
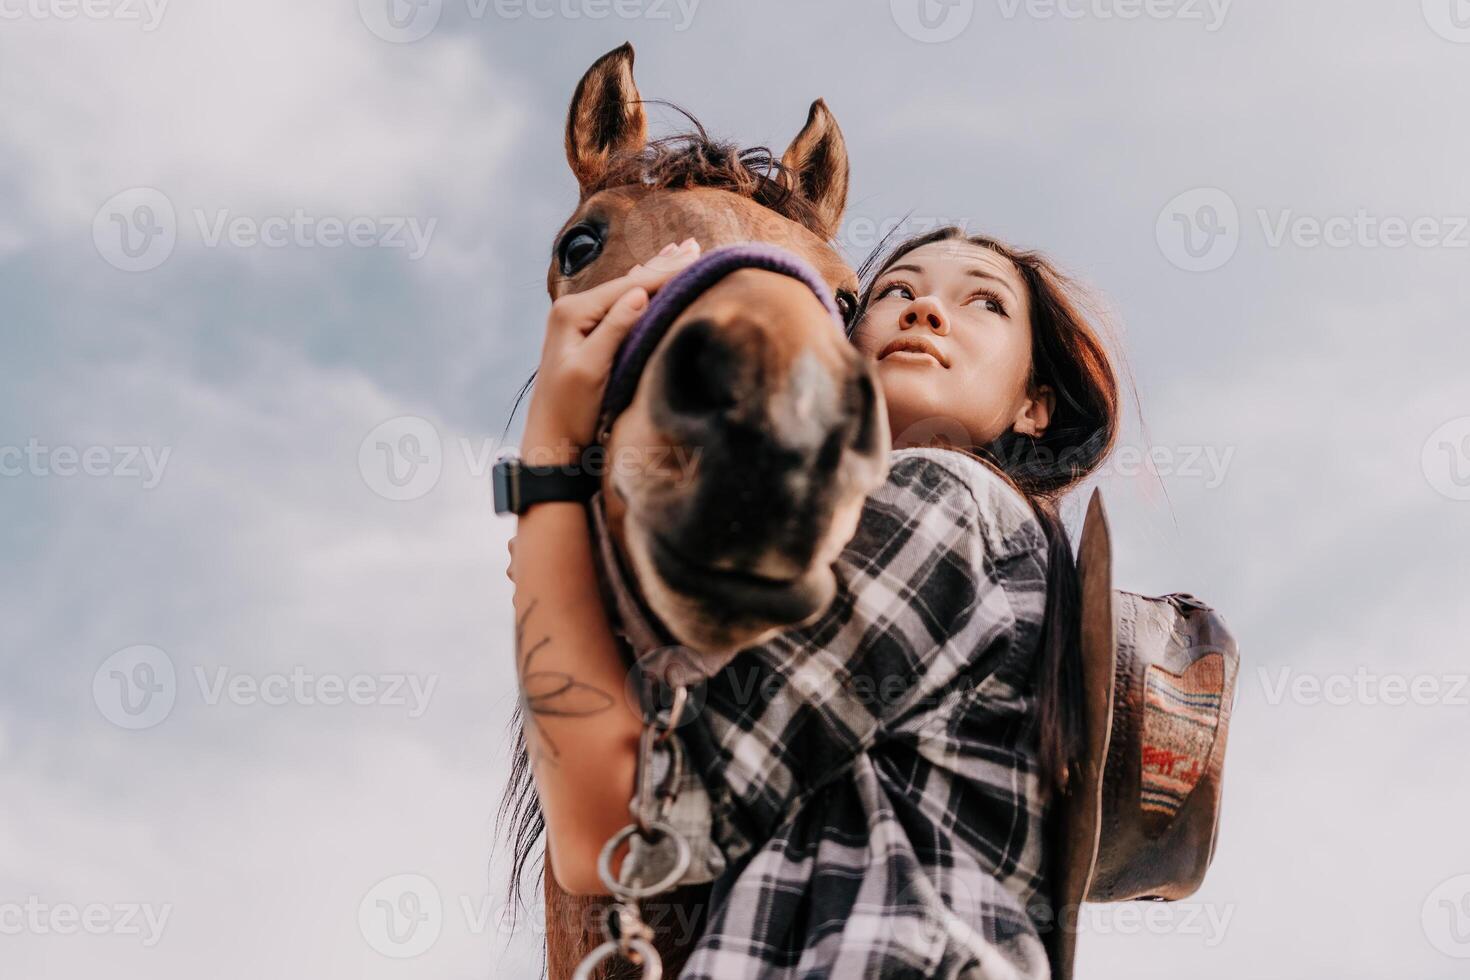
[966,269,1018,300]
[883,263,923,276]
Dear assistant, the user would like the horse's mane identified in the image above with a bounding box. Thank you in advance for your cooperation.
[587,103,829,238]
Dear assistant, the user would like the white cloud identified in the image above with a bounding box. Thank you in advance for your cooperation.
[0,1,522,257]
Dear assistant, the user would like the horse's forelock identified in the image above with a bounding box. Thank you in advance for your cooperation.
[590,130,830,240]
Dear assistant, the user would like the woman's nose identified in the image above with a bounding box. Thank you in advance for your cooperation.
[901,297,948,334]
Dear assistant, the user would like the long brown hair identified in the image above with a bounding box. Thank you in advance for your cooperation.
[856,226,1122,794]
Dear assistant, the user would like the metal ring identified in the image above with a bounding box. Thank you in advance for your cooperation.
[572,938,662,980]
[653,684,688,740]
[596,820,693,900]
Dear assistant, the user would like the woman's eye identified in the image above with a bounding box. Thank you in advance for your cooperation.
[877,283,912,301]
[557,225,603,276]
[969,295,1005,315]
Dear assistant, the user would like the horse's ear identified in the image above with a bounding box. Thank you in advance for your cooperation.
[566,42,648,195]
[780,99,849,241]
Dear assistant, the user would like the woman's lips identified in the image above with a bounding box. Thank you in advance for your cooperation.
[877,336,949,368]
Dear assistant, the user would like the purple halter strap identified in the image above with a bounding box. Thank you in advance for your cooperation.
[596,243,844,435]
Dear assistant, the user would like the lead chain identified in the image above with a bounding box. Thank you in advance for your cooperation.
[572,683,693,980]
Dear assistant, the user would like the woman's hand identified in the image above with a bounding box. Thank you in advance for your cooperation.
[522,238,702,463]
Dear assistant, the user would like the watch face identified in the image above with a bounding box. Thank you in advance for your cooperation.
[492,460,518,515]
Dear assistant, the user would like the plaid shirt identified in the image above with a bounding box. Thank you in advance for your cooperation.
[655,448,1054,980]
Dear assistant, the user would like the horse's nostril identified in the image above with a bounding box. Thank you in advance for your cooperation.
[663,319,741,417]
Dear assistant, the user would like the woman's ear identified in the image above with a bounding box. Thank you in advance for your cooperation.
[1012,384,1055,439]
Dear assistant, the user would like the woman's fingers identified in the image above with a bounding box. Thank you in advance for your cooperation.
[579,285,649,370]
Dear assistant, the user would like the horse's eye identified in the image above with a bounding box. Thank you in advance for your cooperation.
[835,290,859,330]
[557,225,604,276]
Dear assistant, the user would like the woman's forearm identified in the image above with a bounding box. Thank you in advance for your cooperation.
[512,496,642,896]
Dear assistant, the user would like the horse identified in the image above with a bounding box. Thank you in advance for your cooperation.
[516,42,890,979]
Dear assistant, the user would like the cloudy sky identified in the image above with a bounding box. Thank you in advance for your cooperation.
[2,1,1468,977]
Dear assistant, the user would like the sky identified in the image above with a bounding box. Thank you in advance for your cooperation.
[2,1,1469,977]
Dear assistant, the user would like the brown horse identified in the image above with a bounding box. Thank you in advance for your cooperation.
[526,42,889,979]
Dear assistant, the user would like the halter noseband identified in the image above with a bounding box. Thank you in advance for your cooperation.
[596,243,845,440]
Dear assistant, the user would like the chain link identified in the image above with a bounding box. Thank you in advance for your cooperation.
[573,679,692,980]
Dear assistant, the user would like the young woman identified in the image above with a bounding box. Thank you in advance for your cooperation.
[504,227,1119,978]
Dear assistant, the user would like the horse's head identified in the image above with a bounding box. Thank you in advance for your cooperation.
[548,44,888,658]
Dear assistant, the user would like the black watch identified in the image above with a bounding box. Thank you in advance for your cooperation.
[492,454,599,515]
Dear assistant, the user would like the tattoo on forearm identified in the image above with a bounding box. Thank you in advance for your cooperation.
[515,598,615,770]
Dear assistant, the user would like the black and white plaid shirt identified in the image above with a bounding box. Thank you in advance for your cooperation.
[658,448,1054,979]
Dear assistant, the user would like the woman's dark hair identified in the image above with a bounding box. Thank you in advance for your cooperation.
[856,226,1122,795]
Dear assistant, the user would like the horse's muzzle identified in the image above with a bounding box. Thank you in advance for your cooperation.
[601,244,889,656]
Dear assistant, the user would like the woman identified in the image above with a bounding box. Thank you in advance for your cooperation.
[504,227,1119,977]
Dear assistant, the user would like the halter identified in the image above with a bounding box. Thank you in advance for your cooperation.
[595,242,845,443]
[576,243,844,979]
